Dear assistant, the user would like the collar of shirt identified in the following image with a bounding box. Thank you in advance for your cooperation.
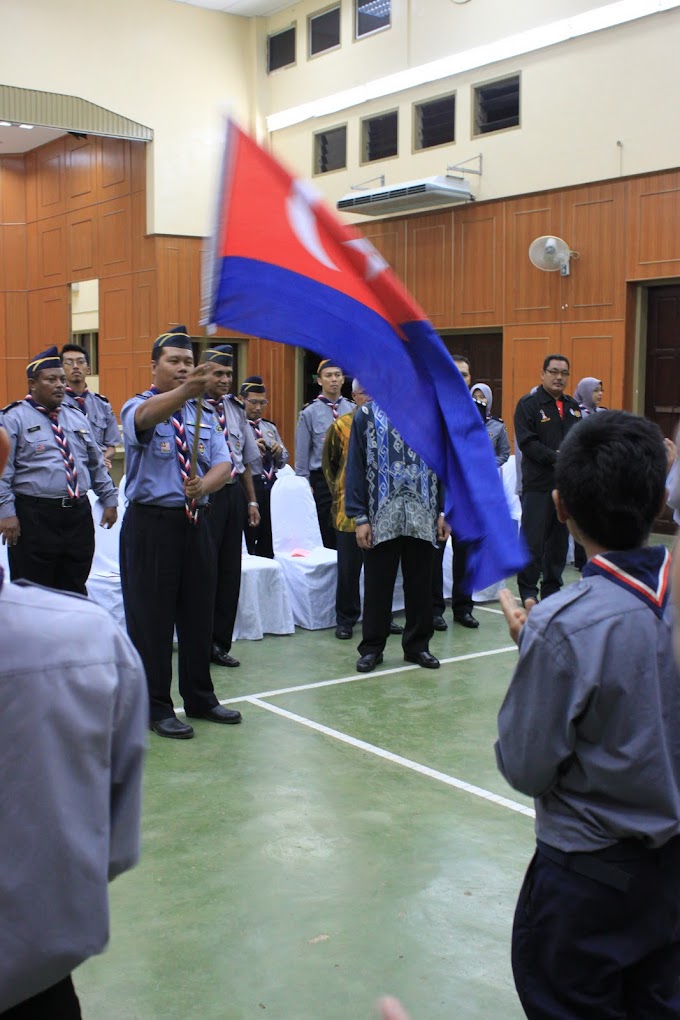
[582,546,670,618]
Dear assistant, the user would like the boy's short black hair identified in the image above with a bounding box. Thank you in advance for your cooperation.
[60,343,89,365]
[543,353,569,371]
[555,410,667,550]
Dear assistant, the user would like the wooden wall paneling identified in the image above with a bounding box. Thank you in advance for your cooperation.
[453,201,503,327]
[0,292,6,404]
[356,218,407,280]
[502,323,562,435]
[24,151,37,224]
[0,155,26,224]
[4,291,29,360]
[406,211,454,326]
[67,209,98,281]
[97,353,133,417]
[65,136,98,212]
[186,239,206,334]
[98,196,132,278]
[97,138,132,201]
[562,183,626,322]
[131,191,154,272]
[132,271,157,354]
[34,138,66,221]
[155,237,182,328]
[1,224,27,292]
[99,274,133,414]
[5,359,32,407]
[626,171,680,280]
[130,141,147,195]
[563,322,625,411]
[504,193,562,324]
[27,215,67,289]
[27,286,69,348]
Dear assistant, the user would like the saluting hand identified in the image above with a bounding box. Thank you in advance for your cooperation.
[0,515,20,546]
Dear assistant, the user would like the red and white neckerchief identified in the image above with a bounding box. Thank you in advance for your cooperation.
[65,385,88,413]
[25,396,80,499]
[582,547,670,619]
[206,397,238,479]
[316,395,340,419]
[248,418,275,483]
[149,387,198,524]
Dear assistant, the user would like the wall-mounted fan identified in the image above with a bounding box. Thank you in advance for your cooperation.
[528,236,579,277]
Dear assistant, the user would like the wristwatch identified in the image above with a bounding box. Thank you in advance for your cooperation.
[248,501,259,507]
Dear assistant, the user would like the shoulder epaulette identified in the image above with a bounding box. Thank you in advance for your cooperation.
[262,417,278,427]
[93,391,111,404]
[66,402,88,416]
[491,415,504,423]
[0,400,22,413]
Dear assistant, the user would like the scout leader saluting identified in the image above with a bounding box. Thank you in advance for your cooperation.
[119,326,242,739]
[0,346,118,595]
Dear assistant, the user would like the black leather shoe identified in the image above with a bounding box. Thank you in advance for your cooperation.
[454,612,479,629]
[404,650,440,669]
[335,625,353,640]
[432,615,448,631]
[389,620,404,635]
[186,705,242,724]
[356,652,384,673]
[150,717,195,739]
[211,643,240,667]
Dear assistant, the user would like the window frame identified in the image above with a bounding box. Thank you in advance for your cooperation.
[360,108,399,165]
[313,123,348,176]
[308,4,341,59]
[267,24,297,74]
[354,0,391,41]
[412,91,457,153]
[471,72,521,138]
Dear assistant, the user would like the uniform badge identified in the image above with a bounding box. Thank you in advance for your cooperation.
[216,423,222,433]
[199,441,205,455]
[540,409,550,422]
[35,442,46,453]
[570,408,582,417]
[160,440,171,453]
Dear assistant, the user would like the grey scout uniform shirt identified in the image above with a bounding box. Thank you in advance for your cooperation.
[121,393,230,507]
[247,418,289,478]
[295,396,355,477]
[0,400,118,517]
[64,389,122,453]
[0,577,146,1012]
[219,394,259,474]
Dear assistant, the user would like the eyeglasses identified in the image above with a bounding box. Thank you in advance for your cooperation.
[62,358,88,367]
[545,368,569,377]
[246,397,268,407]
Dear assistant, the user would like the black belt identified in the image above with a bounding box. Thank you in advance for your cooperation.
[130,501,210,515]
[536,839,650,893]
[16,494,88,509]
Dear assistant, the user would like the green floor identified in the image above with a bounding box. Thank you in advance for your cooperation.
[75,570,586,1020]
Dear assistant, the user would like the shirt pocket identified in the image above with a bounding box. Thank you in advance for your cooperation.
[154,423,175,457]
[23,428,51,457]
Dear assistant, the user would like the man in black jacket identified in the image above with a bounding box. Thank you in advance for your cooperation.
[514,354,582,604]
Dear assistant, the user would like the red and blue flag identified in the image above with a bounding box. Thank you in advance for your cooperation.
[202,119,526,590]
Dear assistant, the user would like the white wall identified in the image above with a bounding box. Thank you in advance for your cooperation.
[0,0,255,236]
[267,8,680,221]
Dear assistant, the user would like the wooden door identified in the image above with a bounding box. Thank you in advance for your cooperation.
[645,284,680,532]
[440,332,503,414]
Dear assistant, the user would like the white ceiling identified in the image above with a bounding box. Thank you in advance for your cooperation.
[170,0,291,16]
[0,124,67,154]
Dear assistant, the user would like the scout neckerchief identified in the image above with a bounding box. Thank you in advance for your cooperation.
[25,396,81,500]
[65,385,88,413]
[316,395,340,419]
[582,546,670,618]
[206,396,238,479]
[149,387,198,524]
[247,418,275,484]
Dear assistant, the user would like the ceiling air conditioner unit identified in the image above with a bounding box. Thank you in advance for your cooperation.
[337,175,473,216]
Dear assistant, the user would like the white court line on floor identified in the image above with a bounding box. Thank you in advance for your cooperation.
[198,644,518,707]
[246,696,535,819]
[475,605,505,616]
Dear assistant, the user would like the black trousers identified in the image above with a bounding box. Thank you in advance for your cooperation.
[207,483,245,653]
[335,529,363,627]
[120,503,219,722]
[512,837,680,1019]
[431,537,473,618]
[517,490,569,603]
[309,469,336,549]
[245,474,274,559]
[9,495,94,595]
[359,536,434,657]
[1,976,81,1018]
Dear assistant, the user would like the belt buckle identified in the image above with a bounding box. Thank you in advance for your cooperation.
[61,497,74,508]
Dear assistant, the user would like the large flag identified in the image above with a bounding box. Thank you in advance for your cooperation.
[202,119,526,590]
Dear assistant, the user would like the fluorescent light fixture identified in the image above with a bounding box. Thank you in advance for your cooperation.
[267,0,680,131]
[19,124,34,129]
[0,121,11,127]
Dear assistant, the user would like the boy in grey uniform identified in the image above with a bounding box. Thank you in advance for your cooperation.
[497,411,680,1018]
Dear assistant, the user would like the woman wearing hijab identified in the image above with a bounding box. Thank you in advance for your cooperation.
[574,377,605,416]
[470,382,510,467]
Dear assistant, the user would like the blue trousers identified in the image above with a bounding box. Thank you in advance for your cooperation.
[512,838,680,1018]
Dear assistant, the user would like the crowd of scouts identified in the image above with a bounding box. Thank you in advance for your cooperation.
[3,330,680,1019]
